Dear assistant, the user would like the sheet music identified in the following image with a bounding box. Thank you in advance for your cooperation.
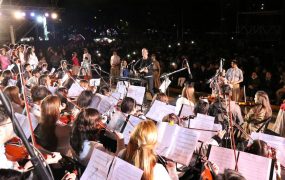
[116,81,129,99]
[7,64,15,70]
[238,151,271,180]
[159,77,171,93]
[126,85,145,105]
[107,92,121,106]
[90,79,101,87]
[15,113,38,139]
[208,146,237,172]
[250,132,285,166]
[67,83,84,97]
[81,149,114,180]
[190,114,215,130]
[167,127,200,165]
[212,124,223,131]
[122,116,143,144]
[191,129,216,142]
[146,100,175,122]
[178,104,194,118]
[107,157,143,180]
[156,122,176,157]
[97,96,113,114]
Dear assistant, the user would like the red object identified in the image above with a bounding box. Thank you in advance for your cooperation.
[5,137,28,162]
[280,103,285,110]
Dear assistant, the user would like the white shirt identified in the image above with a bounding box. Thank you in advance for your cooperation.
[83,53,91,61]
[175,96,194,115]
[28,53,38,69]
[153,163,172,180]
[0,145,14,169]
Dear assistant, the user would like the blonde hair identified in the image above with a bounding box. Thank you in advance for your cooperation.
[125,120,157,180]
[255,91,272,119]
[182,83,196,104]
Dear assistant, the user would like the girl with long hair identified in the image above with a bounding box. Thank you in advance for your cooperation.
[70,108,124,166]
[175,82,196,116]
[119,120,178,180]
[3,86,24,114]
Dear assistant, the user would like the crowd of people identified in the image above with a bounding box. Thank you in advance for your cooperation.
[0,40,285,180]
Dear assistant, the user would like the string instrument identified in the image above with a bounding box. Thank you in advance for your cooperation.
[199,95,216,103]
[200,161,215,180]
[5,137,28,162]
[237,101,257,106]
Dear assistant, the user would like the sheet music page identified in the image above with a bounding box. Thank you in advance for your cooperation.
[89,79,101,87]
[237,151,271,180]
[191,129,216,142]
[155,122,176,157]
[167,127,200,166]
[107,92,121,105]
[208,146,237,172]
[97,96,113,114]
[116,81,129,99]
[146,100,175,122]
[67,83,84,97]
[159,77,171,93]
[123,116,143,145]
[179,104,194,118]
[107,157,143,180]
[15,113,38,139]
[126,85,145,105]
[81,149,114,180]
[250,132,285,166]
[212,124,223,131]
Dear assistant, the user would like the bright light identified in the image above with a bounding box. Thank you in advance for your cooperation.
[37,16,43,23]
[168,45,172,48]
[132,51,136,55]
[231,37,234,40]
[51,13,58,19]
[14,11,25,19]
[44,13,49,17]
[30,12,35,17]
[97,53,101,57]
[191,40,195,44]
[127,54,130,58]
[177,43,181,46]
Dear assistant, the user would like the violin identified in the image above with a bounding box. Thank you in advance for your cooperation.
[5,137,28,162]
[59,112,75,125]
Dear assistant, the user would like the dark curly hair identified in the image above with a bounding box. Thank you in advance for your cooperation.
[70,108,104,155]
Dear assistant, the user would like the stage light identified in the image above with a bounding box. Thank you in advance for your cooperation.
[97,53,101,57]
[30,12,35,17]
[51,13,58,19]
[231,37,234,40]
[127,54,131,58]
[168,45,172,48]
[177,42,181,46]
[44,13,49,17]
[132,51,136,55]
[14,11,25,19]
[191,40,195,44]
[37,16,43,23]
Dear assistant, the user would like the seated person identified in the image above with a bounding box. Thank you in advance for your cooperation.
[70,108,124,166]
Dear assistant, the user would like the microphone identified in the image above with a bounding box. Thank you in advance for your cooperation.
[185,60,193,79]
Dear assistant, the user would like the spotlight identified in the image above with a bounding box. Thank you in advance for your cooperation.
[14,11,24,19]
[30,12,35,17]
[97,53,101,57]
[177,42,181,46]
[191,40,195,44]
[168,45,172,48]
[37,16,43,23]
[51,13,58,19]
[44,13,49,17]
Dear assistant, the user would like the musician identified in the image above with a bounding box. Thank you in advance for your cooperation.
[135,48,154,96]
[151,54,161,91]
[240,91,272,140]
[110,51,121,85]
[175,82,196,115]
[225,59,243,101]
[118,120,179,180]
[70,108,124,166]
[30,86,52,120]
[3,86,24,114]
[151,92,169,106]
[38,74,57,94]
[27,69,40,87]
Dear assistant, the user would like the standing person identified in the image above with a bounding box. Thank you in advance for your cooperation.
[71,52,80,76]
[225,59,243,101]
[0,48,10,70]
[151,54,161,91]
[110,51,121,85]
[82,48,91,62]
[82,48,91,77]
[135,48,154,96]
[25,46,38,69]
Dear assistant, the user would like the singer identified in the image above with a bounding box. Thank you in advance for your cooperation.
[134,48,154,96]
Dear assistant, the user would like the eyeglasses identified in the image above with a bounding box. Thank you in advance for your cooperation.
[0,121,12,127]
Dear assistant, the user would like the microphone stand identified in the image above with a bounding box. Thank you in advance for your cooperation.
[91,65,111,89]
[0,91,53,180]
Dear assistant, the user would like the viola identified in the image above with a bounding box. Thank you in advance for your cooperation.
[5,137,28,162]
